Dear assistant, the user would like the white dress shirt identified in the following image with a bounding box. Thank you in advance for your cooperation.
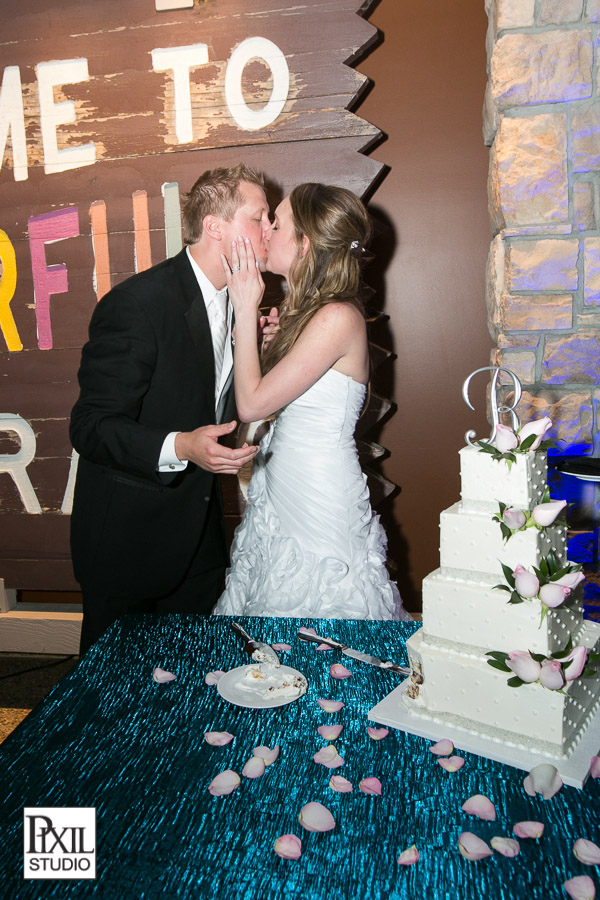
[157,249,233,471]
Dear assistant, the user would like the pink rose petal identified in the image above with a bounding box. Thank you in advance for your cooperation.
[359,777,382,795]
[242,756,266,779]
[152,667,176,683]
[490,836,520,858]
[458,832,493,861]
[430,738,454,756]
[574,839,600,866]
[313,746,344,768]
[367,727,389,741]
[208,769,240,796]
[204,731,234,746]
[330,663,352,679]
[253,745,280,766]
[318,724,344,740]
[299,627,317,635]
[513,821,545,839]
[437,756,465,772]
[329,775,353,793]
[397,844,420,866]
[271,643,291,652]
[298,801,336,832]
[523,763,563,800]
[564,876,597,900]
[274,834,302,860]
[317,643,334,651]
[590,756,600,779]
[461,794,497,821]
[204,670,225,685]
[317,699,345,713]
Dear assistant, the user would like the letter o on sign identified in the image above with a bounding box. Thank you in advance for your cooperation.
[225,37,289,131]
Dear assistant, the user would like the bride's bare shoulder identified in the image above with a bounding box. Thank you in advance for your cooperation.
[310,301,365,331]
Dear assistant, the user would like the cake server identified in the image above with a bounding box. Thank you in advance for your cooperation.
[298,630,409,675]
[231,621,281,668]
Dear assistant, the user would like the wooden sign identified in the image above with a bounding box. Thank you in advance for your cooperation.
[0,0,383,590]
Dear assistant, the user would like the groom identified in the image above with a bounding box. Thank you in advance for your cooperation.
[70,164,272,653]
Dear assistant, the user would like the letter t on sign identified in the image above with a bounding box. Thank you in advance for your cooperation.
[28,208,80,350]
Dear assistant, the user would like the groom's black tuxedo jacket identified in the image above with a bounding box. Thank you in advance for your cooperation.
[70,248,234,600]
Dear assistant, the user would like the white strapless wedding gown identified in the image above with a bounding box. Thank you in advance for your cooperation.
[214,368,410,620]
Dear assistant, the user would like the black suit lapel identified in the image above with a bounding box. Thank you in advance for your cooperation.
[174,249,217,398]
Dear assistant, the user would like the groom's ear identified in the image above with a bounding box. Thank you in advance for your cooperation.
[203,214,223,241]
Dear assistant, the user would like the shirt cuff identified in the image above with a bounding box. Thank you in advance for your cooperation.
[158,431,188,472]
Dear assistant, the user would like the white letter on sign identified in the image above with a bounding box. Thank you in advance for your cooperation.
[37,59,96,175]
[151,45,209,144]
[0,414,42,514]
[225,37,289,131]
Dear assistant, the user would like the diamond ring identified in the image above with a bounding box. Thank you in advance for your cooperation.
[231,265,240,272]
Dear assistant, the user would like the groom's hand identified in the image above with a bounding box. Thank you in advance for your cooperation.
[175,421,258,474]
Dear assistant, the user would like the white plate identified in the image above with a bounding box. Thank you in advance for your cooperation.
[217,664,308,709]
[566,472,600,483]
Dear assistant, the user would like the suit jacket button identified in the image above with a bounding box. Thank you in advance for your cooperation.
[204,496,210,502]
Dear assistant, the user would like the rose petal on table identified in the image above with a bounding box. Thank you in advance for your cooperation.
[242,756,266,779]
[314,746,344,768]
[574,839,600,866]
[523,763,563,800]
[152,667,176,683]
[461,794,497,821]
[490,836,520,858]
[437,756,465,772]
[253,745,280,766]
[208,769,240,796]
[204,671,225,685]
[271,643,291,652]
[397,844,420,866]
[590,756,600,779]
[204,731,234,746]
[329,775,353,793]
[458,832,493,861]
[299,627,317,635]
[317,644,334,651]
[430,738,454,756]
[298,801,336,832]
[313,745,340,764]
[317,699,345,713]
[367,727,389,741]
[318,724,343,741]
[513,821,545,839]
[359,777,382,795]
[330,663,352,679]
[564,875,597,900]
[274,834,302,860]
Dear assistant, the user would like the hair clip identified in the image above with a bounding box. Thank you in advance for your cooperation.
[350,240,360,250]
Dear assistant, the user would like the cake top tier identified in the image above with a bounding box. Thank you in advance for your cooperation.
[459,445,548,509]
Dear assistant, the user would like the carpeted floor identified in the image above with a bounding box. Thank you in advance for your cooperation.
[0,653,79,744]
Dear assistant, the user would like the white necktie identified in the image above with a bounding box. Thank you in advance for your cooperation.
[211,289,228,394]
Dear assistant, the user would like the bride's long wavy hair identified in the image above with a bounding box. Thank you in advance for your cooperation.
[261,183,372,373]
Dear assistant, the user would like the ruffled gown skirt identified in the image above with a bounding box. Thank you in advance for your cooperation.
[214,368,409,620]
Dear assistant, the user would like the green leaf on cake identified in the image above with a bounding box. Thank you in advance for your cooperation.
[518,433,538,452]
[487,660,512,672]
[529,651,546,663]
[500,562,516,588]
[507,676,525,688]
[493,584,511,593]
[551,637,574,660]
[476,440,496,455]
[508,591,524,605]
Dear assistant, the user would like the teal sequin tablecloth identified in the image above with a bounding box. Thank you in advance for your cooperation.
[1,616,599,899]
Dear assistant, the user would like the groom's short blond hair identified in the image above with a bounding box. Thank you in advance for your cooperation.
[182,163,265,245]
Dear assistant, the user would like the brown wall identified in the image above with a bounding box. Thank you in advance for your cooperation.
[361,0,493,610]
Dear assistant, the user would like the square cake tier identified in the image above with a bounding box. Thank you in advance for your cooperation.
[459,445,547,511]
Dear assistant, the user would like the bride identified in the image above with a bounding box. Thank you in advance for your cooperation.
[213,183,410,621]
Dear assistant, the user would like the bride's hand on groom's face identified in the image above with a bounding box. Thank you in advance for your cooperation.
[221,236,265,317]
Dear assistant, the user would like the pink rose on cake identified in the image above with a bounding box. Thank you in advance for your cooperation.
[531,499,567,528]
[513,566,540,599]
[506,651,541,683]
[493,490,567,544]
[517,416,552,451]
[494,424,519,453]
[494,551,583,623]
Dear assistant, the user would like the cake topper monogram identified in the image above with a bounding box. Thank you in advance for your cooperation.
[462,366,523,447]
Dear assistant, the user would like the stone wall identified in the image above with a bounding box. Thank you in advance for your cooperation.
[485,0,600,454]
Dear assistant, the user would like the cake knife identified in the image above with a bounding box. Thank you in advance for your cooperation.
[231,621,281,668]
[298,630,410,675]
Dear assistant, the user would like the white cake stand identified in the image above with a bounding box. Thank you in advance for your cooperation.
[369,680,600,789]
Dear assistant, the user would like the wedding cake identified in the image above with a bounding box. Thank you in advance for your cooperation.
[401,413,600,767]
